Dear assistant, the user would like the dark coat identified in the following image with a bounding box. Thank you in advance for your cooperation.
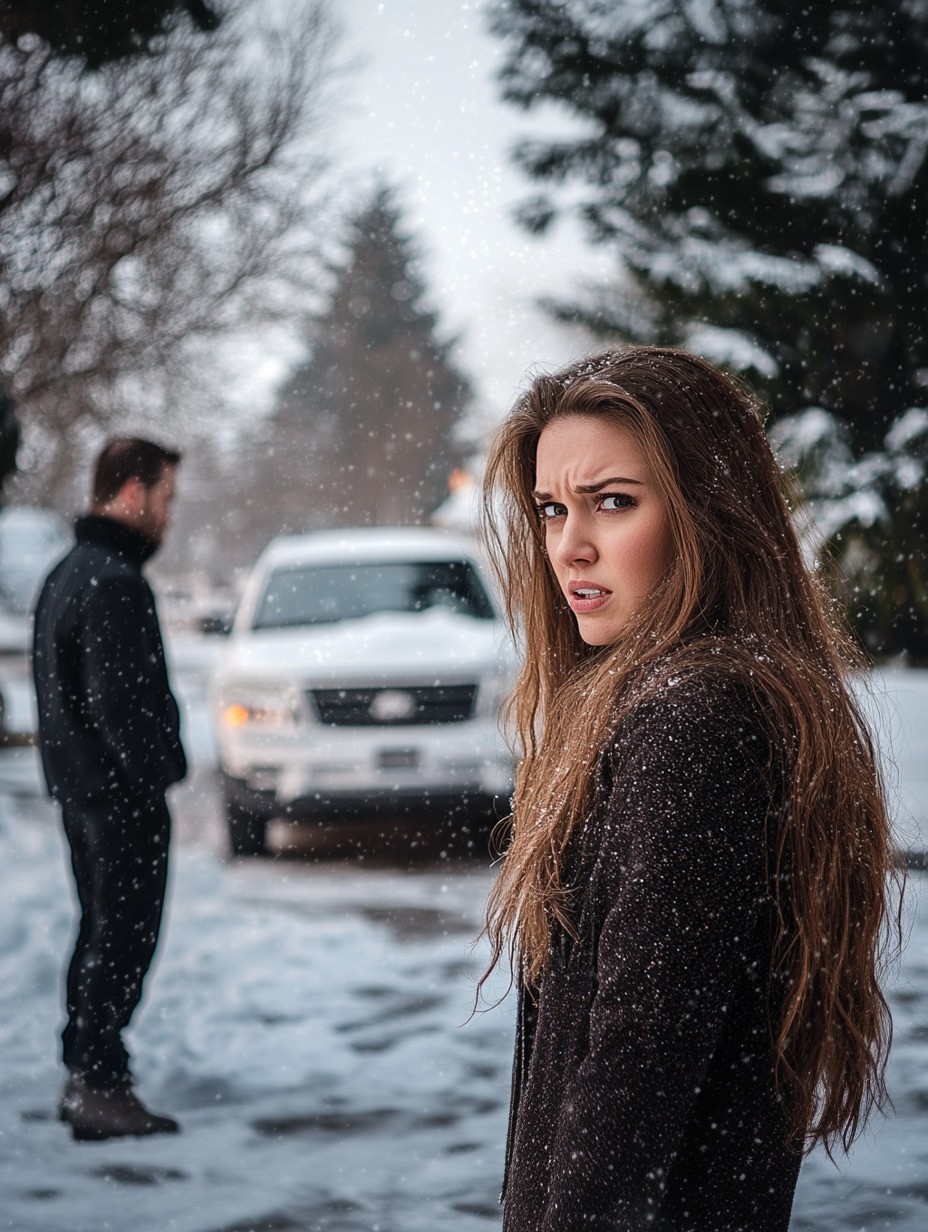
[32,515,187,806]
[502,675,802,1232]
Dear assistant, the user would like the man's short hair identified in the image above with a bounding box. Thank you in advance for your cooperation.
[92,438,182,505]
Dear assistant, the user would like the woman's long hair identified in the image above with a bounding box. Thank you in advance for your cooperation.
[481,346,901,1154]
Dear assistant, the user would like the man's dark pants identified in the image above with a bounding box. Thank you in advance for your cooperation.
[60,796,171,1089]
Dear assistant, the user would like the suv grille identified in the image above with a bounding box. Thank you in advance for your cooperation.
[309,684,478,727]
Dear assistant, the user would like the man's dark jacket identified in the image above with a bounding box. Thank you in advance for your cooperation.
[32,515,187,805]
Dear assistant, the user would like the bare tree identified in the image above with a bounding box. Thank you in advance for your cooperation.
[0,0,340,501]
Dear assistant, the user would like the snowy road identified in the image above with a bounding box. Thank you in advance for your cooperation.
[1,641,927,1231]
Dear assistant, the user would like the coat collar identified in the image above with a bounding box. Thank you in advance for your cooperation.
[74,515,159,567]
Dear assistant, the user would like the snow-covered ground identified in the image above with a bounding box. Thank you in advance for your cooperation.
[857,668,928,858]
[0,819,509,1232]
[0,647,926,1231]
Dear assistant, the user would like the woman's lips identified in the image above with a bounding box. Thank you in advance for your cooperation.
[567,582,612,614]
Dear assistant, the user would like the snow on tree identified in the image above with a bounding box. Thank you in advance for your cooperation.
[263,183,473,531]
[773,405,928,659]
[491,0,928,657]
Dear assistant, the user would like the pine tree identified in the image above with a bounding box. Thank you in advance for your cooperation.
[492,0,928,658]
[491,0,928,453]
[269,184,472,529]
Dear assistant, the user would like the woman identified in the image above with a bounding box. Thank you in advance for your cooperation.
[480,347,899,1231]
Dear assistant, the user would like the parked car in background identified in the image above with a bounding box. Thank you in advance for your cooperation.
[210,527,516,855]
[0,506,71,656]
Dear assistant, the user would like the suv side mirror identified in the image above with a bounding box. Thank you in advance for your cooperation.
[200,611,233,636]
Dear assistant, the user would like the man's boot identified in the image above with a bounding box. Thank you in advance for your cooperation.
[59,1075,180,1141]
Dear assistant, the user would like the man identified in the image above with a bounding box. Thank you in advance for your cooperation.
[32,438,187,1141]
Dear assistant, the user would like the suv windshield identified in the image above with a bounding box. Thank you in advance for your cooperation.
[252,560,496,630]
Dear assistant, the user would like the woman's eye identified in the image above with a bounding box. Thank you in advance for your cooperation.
[599,493,635,511]
[536,502,563,520]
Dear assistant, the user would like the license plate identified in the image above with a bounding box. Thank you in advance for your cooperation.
[378,748,420,770]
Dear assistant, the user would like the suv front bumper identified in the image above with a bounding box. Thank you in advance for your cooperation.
[218,717,513,820]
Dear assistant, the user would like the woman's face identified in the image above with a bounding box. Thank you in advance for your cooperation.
[533,414,675,646]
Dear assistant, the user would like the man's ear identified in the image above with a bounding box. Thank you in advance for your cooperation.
[114,475,148,513]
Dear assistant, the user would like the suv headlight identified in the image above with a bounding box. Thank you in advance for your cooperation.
[218,683,303,729]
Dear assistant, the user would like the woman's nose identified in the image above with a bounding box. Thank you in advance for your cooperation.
[552,516,596,568]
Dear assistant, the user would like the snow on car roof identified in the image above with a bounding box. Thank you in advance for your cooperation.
[257,526,481,570]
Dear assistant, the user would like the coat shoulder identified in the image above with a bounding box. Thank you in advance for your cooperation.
[614,666,769,765]
[50,540,142,589]
[591,665,779,863]
[74,544,150,604]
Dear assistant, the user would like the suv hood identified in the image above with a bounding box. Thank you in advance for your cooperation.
[216,609,513,684]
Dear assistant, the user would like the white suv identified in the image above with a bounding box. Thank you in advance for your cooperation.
[210,527,515,854]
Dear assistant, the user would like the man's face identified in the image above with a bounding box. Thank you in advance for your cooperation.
[138,464,177,546]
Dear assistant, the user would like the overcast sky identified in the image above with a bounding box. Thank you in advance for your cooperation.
[314,0,611,435]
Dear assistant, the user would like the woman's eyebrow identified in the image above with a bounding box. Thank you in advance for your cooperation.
[532,477,644,499]
[574,476,643,493]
